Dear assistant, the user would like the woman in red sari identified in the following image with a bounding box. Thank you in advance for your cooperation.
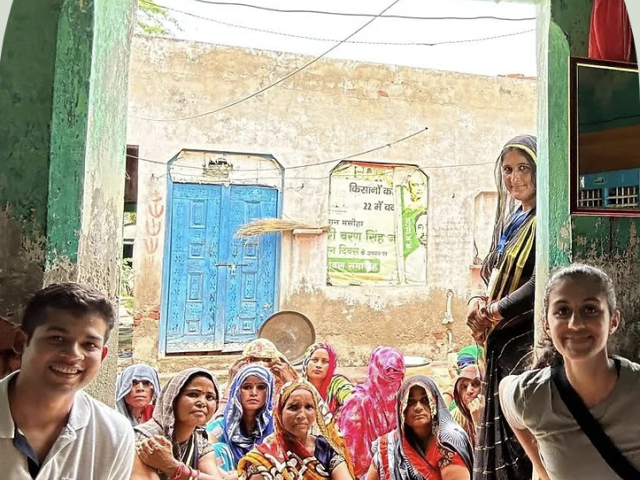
[367,376,472,480]
[302,343,354,421]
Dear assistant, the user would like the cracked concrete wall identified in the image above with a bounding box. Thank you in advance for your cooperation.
[127,36,537,366]
[0,0,136,405]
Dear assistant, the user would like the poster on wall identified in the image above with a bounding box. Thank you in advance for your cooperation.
[327,162,429,286]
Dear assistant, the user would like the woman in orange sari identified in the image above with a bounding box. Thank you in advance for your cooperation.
[367,376,472,480]
[238,379,354,480]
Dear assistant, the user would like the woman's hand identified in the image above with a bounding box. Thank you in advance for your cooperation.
[466,298,486,330]
[223,471,239,480]
[469,395,485,423]
[136,436,180,476]
[271,359,296,383]
[466,299,492,341]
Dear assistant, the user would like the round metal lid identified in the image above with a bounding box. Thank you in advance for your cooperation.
[258,310,316,365]
[404,355,432,367]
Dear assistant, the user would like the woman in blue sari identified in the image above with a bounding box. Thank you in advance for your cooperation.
[207,364,275,473]
[466,135,537,480]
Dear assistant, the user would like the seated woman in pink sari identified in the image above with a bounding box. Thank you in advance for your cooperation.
[337,346,405,478]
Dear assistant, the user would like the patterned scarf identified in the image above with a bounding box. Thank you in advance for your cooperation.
[337,346,406,477]
[222,364,275,464]
[376,376,472,480]
[238,380,354,480]
[301,343,353,416]
[115,364,161,426]
[135,368,219,470]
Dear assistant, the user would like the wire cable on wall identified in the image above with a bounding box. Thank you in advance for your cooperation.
[125,125,496,177]
[130,0,402,122]
[187,0,536,22]
[141,1,534,47]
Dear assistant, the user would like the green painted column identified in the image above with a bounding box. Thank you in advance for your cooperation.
[0,0,65,317]
[0,0,136,404]
[537,0,640,360]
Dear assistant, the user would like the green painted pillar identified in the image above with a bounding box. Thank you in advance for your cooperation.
[537,0,640,360]
[0,0,136,404]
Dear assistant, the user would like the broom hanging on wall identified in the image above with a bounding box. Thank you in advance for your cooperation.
[235,218,330,238]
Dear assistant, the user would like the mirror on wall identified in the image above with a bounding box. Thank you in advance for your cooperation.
[570,57,640,215]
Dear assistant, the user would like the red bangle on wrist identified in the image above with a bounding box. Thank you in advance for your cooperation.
[170,464,187,480]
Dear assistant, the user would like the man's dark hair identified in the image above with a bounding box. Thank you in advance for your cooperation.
[21,283,116,342]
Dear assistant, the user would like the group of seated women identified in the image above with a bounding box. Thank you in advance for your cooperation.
[115,338,482,480]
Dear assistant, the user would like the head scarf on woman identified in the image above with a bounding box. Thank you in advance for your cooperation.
[135,368,220,473]
[481,135,537,303]
[373,376,472,480]
[115,363,161,425]
[301,342,354,417]
[451,364,483,446]
[238,379,354,480]
[338,346,406,477]
[238,339,297,389]
[222,364,275,464]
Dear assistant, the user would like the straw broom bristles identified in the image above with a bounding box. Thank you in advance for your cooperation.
[235,218,330,238]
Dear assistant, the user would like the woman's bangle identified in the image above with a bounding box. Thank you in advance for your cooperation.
[487,301,501,322]
[170,464,187,480]
[467,295,487,306]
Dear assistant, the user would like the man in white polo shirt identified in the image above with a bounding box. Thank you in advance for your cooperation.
[0,283,135,479]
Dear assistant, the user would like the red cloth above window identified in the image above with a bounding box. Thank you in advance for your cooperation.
[589,0,634,63]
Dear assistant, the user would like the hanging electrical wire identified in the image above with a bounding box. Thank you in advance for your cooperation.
[131,0,402,122]
[186,0,536,22]
[140,0,534,47]
[125,125,496,176]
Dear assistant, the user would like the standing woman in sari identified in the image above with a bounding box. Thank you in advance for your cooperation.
[367,376,472,480]
[238,379,354,480]
[466,135,537,480]
[337,346,405,479]
[302,343,354,421]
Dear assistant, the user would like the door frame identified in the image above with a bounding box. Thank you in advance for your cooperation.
[158,150,284,357]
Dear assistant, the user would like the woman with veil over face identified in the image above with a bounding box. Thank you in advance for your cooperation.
[337,346,406,478]
[465,135,537,480]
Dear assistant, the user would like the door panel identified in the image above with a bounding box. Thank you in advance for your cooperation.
[223,186,278,344]
[165,184,222,353]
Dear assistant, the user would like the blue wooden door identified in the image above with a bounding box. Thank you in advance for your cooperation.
[164,183,278,353]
